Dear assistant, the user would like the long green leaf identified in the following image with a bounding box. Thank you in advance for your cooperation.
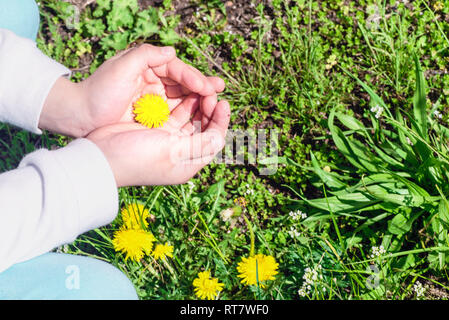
[329,109,379,172]
[413,54,429,142]
[310,152,347,189]
[299,191,379,213]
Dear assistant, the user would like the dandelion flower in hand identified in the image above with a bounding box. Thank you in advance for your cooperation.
[112,228,156,262]
[133,94,170,128]
[121,203,151,230]
[152,243,174,261]
[193,270,224,300]
[237,253,279,287]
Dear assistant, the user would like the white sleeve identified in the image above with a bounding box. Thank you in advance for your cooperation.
[0,28,71,134]
[0,138,119,273]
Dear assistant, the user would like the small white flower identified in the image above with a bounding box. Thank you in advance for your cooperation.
[370,105,384,119]
[56,244,69,253]
[298,287,308,297]
[288,226,301,239]
[433,110,443,119]
[244,184,255,196]
[297,264,325,298]
[288,210,307,221]
[413,281,426,298]
[370,245,386,258]
[245,189,255,195]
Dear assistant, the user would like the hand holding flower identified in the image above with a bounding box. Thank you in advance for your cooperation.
[39,44,225,137]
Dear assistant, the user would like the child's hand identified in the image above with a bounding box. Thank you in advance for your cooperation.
[87,94,230,187]
[39,44,224,137]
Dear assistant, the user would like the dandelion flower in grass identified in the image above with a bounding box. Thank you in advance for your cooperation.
[112,228,156,262]
[121,203,152,230]
[237,254,279,287]
[133,94,170,128]
[193,271,224,300]
[152,243,174,261]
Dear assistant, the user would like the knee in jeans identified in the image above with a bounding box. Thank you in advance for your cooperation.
[63,257,139,300]
[0,0,40,40]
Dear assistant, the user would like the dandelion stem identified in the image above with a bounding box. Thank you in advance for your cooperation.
[195,212,230,264]
[256,259,261,300]
[243,214,255,257]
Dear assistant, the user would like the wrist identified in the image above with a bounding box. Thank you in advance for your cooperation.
[39,77,93,137]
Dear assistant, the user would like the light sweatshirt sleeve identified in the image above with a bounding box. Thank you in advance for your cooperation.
[0,139,119,273]
[0,29,70,133]
[0,29,119,272]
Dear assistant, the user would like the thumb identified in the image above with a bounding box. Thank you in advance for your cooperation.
[122,44,177,70]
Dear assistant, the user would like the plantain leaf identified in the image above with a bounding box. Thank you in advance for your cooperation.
[388,214,410,235]
[413,54,429,142]
[329,109,379,172]
[434,195,449,269]
[310,152,347,189]
[388,210,424,235]
[298,191,379,213]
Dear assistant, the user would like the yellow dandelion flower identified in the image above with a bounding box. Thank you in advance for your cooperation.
[152,243,174,261]
[193,270,224,300]
[121,203,151,230]
[237,254,279,287]
[112,228,156,262]
[133,94,170,128]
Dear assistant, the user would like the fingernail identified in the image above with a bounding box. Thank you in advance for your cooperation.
[162,46,175,56]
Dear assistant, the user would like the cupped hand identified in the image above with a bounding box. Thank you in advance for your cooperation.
[40,44,225,137]
[87,94,231,187]
[80,44,225,132]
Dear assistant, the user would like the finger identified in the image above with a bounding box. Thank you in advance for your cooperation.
[180,122,196,135]
[161,77,179,86]
[170,129,224,162]
[200,94,218,129]
[164,77,224,98]
[122,44,177,71]
[165,84,191,98]
[173,100,230,160]
[208,76,226,93]
[153,58,215,96]
[204,99,231,134]
[166,97,184,111]
[166,94,200,129]
[181,108,202,134]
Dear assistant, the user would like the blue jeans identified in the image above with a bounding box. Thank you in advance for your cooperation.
[0,253,138,300]
[0,1,138,300]
[0,0,40,40]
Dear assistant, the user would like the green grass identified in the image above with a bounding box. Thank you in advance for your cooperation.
[2,0,449,300]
